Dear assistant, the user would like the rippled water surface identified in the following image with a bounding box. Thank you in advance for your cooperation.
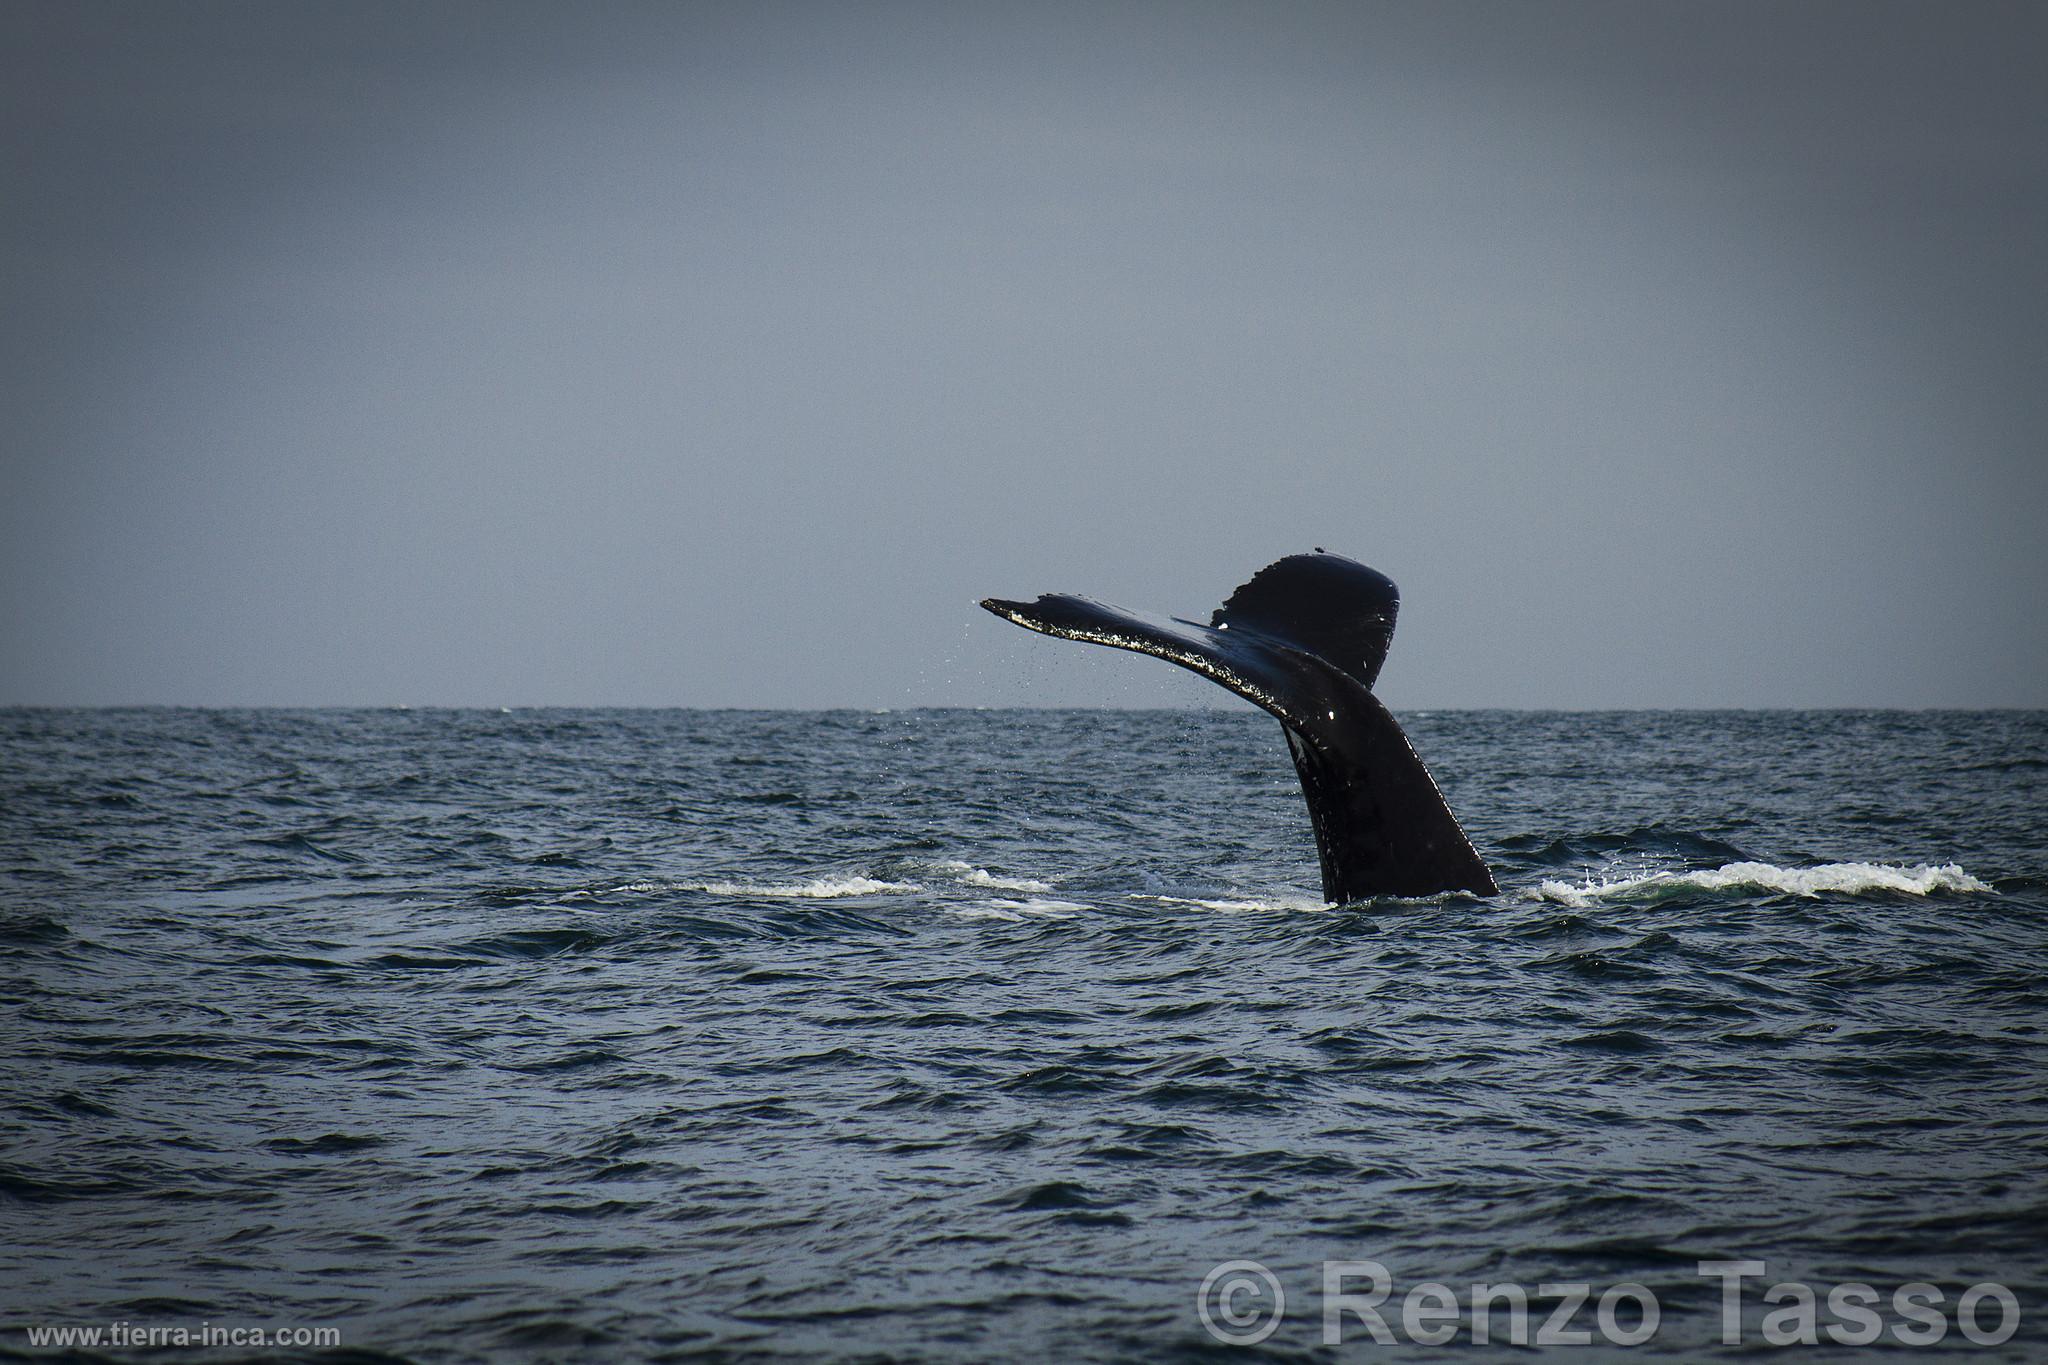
[3,708,2045,1360]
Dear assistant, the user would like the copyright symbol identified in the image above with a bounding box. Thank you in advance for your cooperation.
[1197,1260,1285,1345]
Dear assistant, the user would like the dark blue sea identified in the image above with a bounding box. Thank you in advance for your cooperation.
[2,707,2044,1361]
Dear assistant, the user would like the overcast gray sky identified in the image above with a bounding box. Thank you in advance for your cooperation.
[3,0,2043,708]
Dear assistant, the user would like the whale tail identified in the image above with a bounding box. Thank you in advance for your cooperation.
[980,551,1496,902]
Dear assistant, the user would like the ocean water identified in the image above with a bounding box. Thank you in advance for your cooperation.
[1,707,2044,1362]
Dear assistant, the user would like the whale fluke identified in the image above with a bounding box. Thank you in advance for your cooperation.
[980,551,1496,902]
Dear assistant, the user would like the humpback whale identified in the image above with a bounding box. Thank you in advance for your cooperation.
[981,551,1497,902]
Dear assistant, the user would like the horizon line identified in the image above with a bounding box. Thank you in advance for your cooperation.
[4,702,2044,715]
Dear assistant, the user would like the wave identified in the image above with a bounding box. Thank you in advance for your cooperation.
[677,862,1056,902]
[1532,861,1994,908]
[683,876,921,899]
[567,861,1062,910]
[919,859,1055,893]
[948,899,1088,922]
[1138,892,1330,914]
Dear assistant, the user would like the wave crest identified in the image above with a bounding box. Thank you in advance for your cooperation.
[688,876,919,899]
[1139,893,1331,914]
[922,859,1055,893]
[1533,861,1993,907]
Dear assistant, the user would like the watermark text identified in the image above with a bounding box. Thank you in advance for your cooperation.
[1194,1258,2021,1348]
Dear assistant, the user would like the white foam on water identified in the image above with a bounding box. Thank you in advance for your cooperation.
[1532,861,1994,908]
[922,859,1055,893]
[1139,892,1331,914]
[963,869,1054,893]
[948,898,1086,922]
[1006,898,1087,916]
[686,876,921,899]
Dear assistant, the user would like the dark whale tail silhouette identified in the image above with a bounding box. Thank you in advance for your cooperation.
[980,551,1497,902]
